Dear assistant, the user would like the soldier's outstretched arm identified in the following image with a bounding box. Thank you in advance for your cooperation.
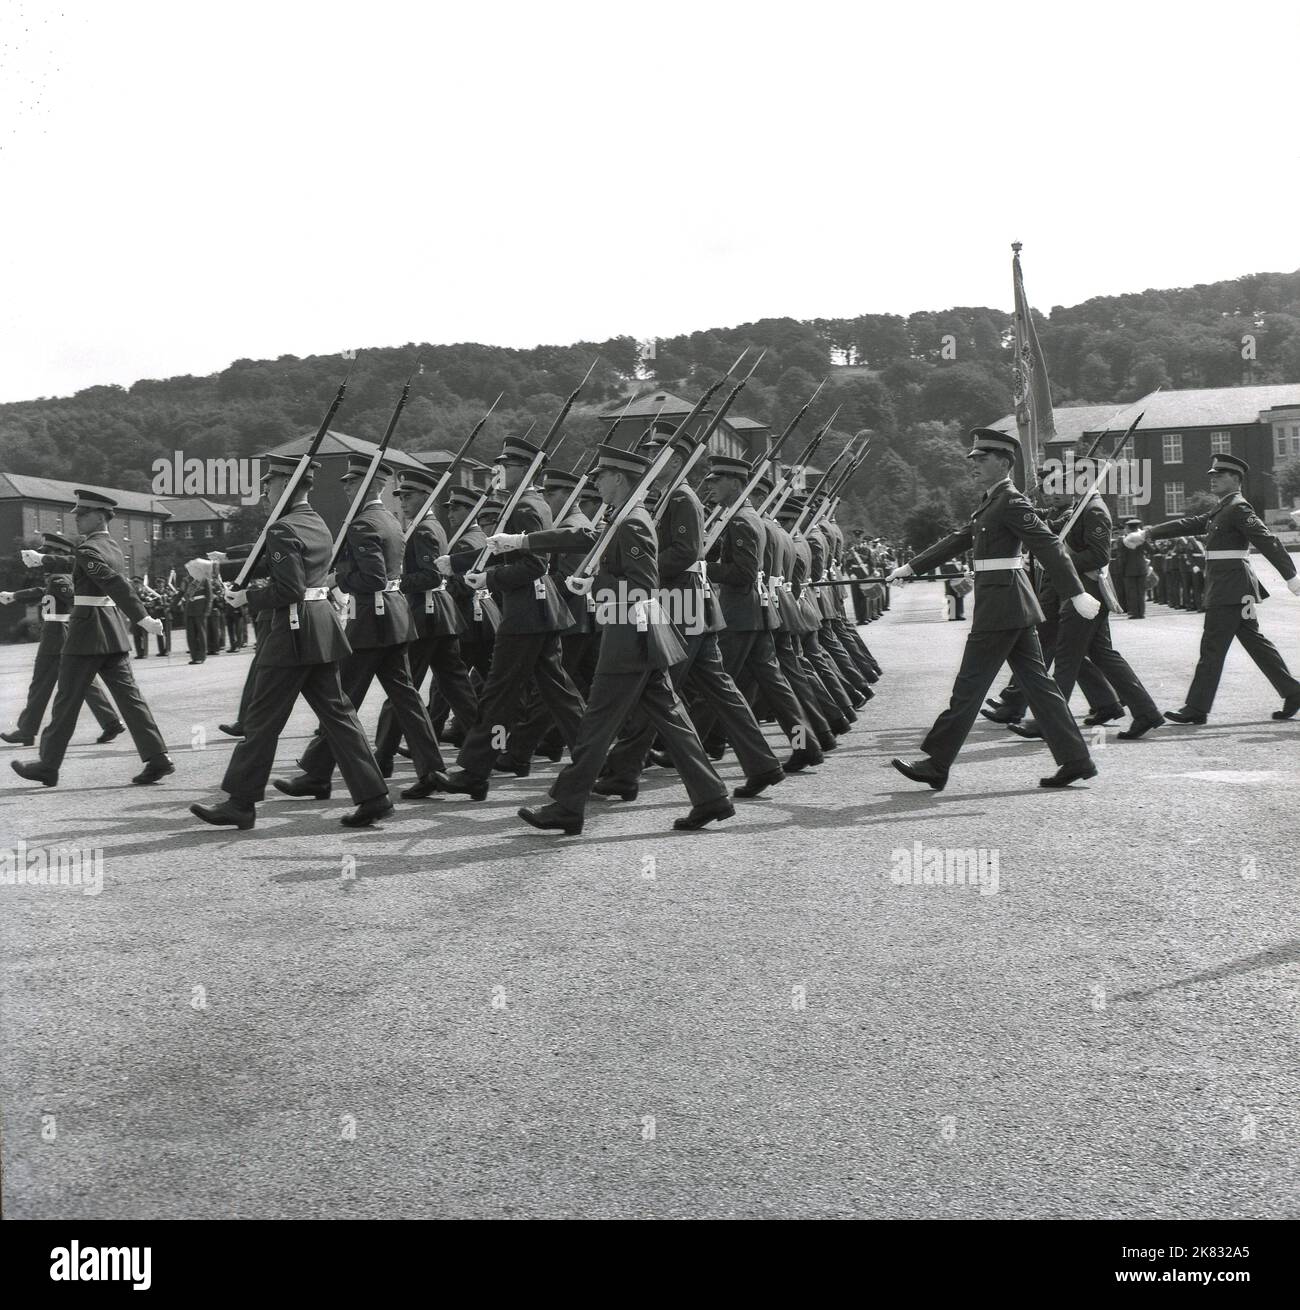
[1227,502,1299,581]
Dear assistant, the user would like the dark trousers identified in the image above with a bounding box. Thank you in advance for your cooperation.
[502,631,598,766]
[17,627,120,738]
[185,614,208,661]
[1185,604,1300,714]
[235,646,261,728]
[431,635,493,731]
[222,661,386,804]
[803,631,856,713]
[695,627,809,748]
[1053,606,1159,721]
[207,609,225,651]
[39,651,167,769]
[832,617,880,676]
[133,625,149,656]
[375,633,479,763]
[551,666,726,815]
[774,631,833,738]
[921,626,1090,770]
[820,623,872,695]
[225,609,247,650]
[1000,613,1118,714]
[1123,576,1146,617]
[299,642,444,783]
[607,629,780,784]
[458,632,586,779]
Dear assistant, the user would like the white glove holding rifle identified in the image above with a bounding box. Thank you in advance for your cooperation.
[486,533,527,555]
[1122,529,1148,550]
[1071,591,1101,620]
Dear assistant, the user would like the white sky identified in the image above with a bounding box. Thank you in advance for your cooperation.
[1,0,1297,403]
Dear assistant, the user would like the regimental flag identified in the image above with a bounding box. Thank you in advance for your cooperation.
[1011,242,1055,476]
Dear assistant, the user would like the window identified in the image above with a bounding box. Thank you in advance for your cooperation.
[152,522,162,541]
[1210,431,1232,455]
[1278,428,1290,458]
[1162,433,1183,464]
[1165,481,1185,514]
[1116,493,1135,519]
[182,524,194,540]
[203,523,214,538]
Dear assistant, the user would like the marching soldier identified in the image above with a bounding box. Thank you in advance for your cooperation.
[886,430,1100,790]
[190,455,391,829]
[182,558,214,662]
[373,466,479,772]
[1,531,125,746]
[276,455,447,801]
[499,443,734,834]
[1125,453,1300,723]
[434,435,587,801]
[11,491,173,788]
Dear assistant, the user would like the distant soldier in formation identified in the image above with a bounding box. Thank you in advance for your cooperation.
[1118,518,1148,618]
[1125,453,1300,724]
[182,558,214,662]
[11,491,172,788]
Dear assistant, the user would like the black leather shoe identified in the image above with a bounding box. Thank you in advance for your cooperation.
[1083,704,1125,726]
[341,795,394,827]
[647,750,675,770]
[1007,721,1043,740]
[979,705,1022,724]
[218,723,244,738]
[2,730,35,745]
[396,745,413,758]
[1040,760,1098,788]
[518,803,583,835]
[672,797,736,830]
[493,754,531,777]
[132,755,175,784]
[850,695,869,711]
[376,756,394,780]
[592,778,637,802]
[817,732,839,752]
[11,759,58,786]
[830,716,852,735]
[190,800,255,830]
[97,722,126,744]
[441,770,489,801]
[890,757,948,791]
[783,748,823,774]
[1163,709,1207,725]
[706,742,726,762]
[733,767,786,799]
[1117,717,1163,740]
[532,744,563,763]
[401,771,449,800]
[273,775,331,800]
[1273,693,1300,721]
[439,728,466,748]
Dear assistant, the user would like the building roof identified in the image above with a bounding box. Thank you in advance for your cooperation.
[0,473,171,516]
[409,449,492,472]
[1102,384,1300,431]
[985,404,1129,446]
[728,415,771,432]
[155,496,242,522]
[266,429,431,473]
[600,391,702,420]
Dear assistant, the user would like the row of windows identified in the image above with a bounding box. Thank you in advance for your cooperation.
[1117,483,1188,516]
[1276,424,1300,459]
[1160,432,1233,464]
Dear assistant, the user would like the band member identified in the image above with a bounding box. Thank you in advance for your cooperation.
[190,455,392,829]
[885,430,1100,790]
[1118,517,1149,618]
[11,491,172,788]
[182,558,214,662]
[1125,453,1300,723]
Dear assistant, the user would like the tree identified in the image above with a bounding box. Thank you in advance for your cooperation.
[903,492,956,554]
[919,363,1011,432]
[1275,458,1300,505]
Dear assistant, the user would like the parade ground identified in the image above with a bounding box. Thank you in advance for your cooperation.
[2,578,1297,1220]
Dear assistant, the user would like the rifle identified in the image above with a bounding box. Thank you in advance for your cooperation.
[761,404,841,518]
[402,392,503,542]
[551,393,641,526]
[1054,411,1145,544]
[804,441,872,537]
[701,378,827,555]
[232,365,353,587]
[329,368,417,569]
[445,420,539,550]
[791,432,866,534]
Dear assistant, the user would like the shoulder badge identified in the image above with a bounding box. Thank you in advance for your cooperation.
[629,545,641,558]
[272,550,283,562]
[1022,512,1037,525]
[677,524,687,535]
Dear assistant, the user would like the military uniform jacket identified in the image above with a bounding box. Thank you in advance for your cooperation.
[528,506,685,674]
[909,480,1086,634]
[806,526,840,623]
[1058,498,1113,605]
[63,531,149,655]
[789,535,824,631]
[446,523,501,637]
[183,574,214,616]
[451,489,571,635]
[547,505,597,635]
[707,505,773,633]
[1147,493,1296,606]
[15,552,76,621]
[658,484,724,636]
[402,515,465,639]
[335,499,416,648]
[245,501,352,667]
[1120,537,1149,578]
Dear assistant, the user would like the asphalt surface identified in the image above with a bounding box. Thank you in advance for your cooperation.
[2,575,1298,1219]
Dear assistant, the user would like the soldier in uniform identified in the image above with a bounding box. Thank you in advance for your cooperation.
[182,558,214,662]
[276,455,447,800]
[1117,518,1148,618]
[596,431,785,801]
[434,436,587,800]
[885,430,1100,790]
[11,492,172,787]
[1125,453,1300,723]
[499,443,734,834]
[1,531,125,746]
[190,455,392,829]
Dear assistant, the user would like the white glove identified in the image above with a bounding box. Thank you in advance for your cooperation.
[464,570,487,590]
[1071,592,1101,620]
[1287,576,1300,596]
[0,591,14,604]
[885,564,913,582]
[435,555,452,577]
[566,574,594,596]
[20,549,44,568]
[139,616,165,635]
[486,532,526,555]
[1122,530,1147,549]
[225,589,249,609]
[206,550,228,563]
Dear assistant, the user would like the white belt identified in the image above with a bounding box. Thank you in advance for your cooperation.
[422,584,447,612]
[973,558,1025,572]
[43,613,69,623]
[1206,550,1249,560]
[73,595,117,607]
[301,587,330,601]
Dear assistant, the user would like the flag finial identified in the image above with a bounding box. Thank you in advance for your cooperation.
[1011,241,1023,253]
